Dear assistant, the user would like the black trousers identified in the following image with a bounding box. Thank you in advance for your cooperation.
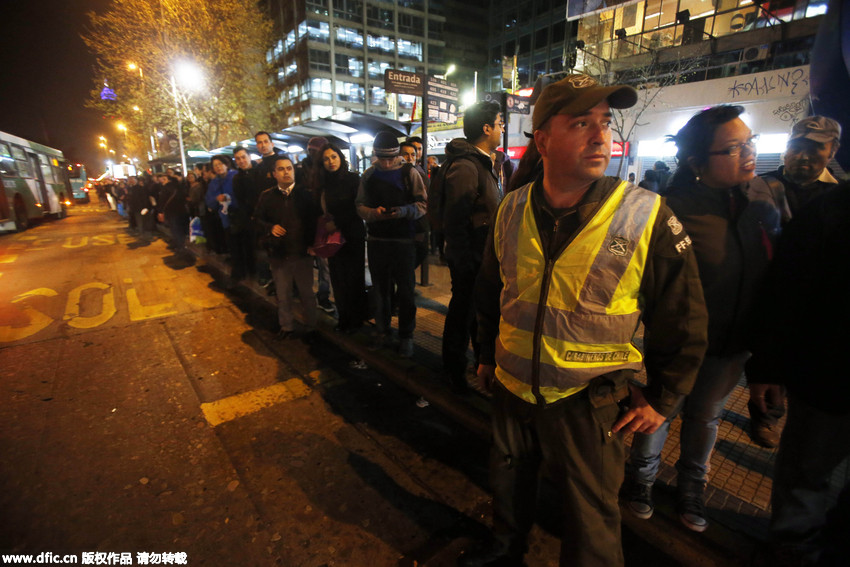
[227,227,256,282]
[441,257,480,382]
[489,380,627,566]
[328,238,366,331]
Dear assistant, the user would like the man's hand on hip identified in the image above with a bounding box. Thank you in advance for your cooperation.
[612,383,666,435]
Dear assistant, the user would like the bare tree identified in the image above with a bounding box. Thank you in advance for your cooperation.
[606,53,707,177]
[83,0,274,157]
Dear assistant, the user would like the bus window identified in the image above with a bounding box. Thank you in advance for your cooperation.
[38,154,55,184]
[11,145,32,178]
[68,163,84,179]
[0,143,17,177]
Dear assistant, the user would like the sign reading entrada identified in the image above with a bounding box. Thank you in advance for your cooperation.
[384,69,425,96]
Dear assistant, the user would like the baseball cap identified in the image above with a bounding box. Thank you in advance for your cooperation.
[789,116,841,144]
[532,73,638,132]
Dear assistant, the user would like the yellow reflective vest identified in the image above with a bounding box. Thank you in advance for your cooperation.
[493,180,662,405]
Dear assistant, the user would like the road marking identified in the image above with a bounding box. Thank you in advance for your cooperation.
[0,288,57,342]
[200,379,312,427]
[64,282,116,329]
[124,278,177,321]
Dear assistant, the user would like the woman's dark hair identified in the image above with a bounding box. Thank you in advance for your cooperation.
[318,142,348,173]
[211,154,232,169]
[506,138,542,193]
[667,104,744,185]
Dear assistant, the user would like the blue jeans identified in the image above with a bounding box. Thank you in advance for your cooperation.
[628,352,749,486]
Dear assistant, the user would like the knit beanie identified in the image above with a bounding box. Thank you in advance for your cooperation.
[373,131,400,158]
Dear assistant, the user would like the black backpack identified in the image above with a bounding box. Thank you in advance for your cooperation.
[426,157,460,232]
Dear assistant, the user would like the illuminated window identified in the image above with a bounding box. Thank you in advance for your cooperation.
[368,59,391,79]
[367,34,395,53]
[398,39,423,61]
[370,86,386,105]
[306,20,330,43]
[336,27,364,48]
[312,105,334,119]
[306,0,329,16]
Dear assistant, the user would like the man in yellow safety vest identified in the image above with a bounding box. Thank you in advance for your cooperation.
[461,73,709,567]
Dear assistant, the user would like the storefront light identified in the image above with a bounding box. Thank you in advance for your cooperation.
[756,133,788,154]
[637,138,678,157]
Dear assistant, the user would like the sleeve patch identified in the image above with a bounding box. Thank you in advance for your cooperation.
[667,215,683,235]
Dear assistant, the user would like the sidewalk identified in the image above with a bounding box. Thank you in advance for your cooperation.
[181,236,847,567]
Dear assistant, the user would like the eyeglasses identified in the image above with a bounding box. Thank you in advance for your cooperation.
[707,135,759,157]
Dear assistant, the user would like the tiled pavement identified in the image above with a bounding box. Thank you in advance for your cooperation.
[171,225,848,565]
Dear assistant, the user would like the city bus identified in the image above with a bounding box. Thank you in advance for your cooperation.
[0,130,71,232]
[68,163,90,202]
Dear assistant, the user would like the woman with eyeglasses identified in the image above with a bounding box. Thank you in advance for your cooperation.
[624,105,784,534]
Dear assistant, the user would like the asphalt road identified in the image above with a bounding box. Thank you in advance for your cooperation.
[0,205,679,566]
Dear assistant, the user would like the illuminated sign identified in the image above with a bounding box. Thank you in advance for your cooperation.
[100,85,117,101]
[611,141,630,157]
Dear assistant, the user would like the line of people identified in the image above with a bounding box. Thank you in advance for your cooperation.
[104,94,846,566]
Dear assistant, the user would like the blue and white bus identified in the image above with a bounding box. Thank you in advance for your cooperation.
[0,130,71,232]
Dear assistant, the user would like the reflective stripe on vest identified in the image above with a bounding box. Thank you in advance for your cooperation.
[493,180,661,405]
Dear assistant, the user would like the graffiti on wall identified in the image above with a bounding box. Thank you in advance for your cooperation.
[727,68,809,100]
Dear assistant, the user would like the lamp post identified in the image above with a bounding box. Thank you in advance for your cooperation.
[170,61,204,175]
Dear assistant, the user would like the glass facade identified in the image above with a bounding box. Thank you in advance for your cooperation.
[270,0,449,124]
[487,0,825,91]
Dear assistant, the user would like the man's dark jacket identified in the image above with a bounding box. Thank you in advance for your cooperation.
[439,138,501,264]
[252,184,319,259]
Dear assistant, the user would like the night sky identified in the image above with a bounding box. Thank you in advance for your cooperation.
[0,0,112,173]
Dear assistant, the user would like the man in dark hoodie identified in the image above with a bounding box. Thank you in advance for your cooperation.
[436,100,503,392]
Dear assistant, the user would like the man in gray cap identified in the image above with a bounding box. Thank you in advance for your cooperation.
[464,73,708,566]
[747,115,843,449]
[763,115,842,220]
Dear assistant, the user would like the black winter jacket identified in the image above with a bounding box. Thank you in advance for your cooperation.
[439,138,501,264]
[665,171,782,356]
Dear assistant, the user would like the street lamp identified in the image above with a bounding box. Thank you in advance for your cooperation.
[171,60,204,174]
[127,62,143,79]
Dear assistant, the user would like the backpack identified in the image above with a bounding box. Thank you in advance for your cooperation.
[426,157,459,232]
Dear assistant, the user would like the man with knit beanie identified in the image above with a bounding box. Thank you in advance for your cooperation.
[356,131,427,358]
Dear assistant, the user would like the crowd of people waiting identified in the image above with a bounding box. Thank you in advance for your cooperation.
[92,88,847,566]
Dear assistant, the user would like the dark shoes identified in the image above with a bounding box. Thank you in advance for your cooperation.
[625,481,655,520]
[750,418,781,448]
[317,298,335,313]
[677,482,708,533]
[274,330,297,341]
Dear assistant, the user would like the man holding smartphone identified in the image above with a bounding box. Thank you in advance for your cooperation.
[356,131,427,358]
